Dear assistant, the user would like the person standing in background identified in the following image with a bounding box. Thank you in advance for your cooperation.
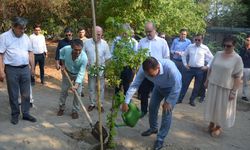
[30,23,47,85]
[239,34,250,101]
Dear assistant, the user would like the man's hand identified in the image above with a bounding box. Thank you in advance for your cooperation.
[0,71,5,82]
[121,103,129,112]
[162,102,172,113]
[71,83,79,92]
[204,80,208,88]
[61,65,65,71]
[175,51,181,56]
[229,89,236,101]
[31,68,35,76]
[185,65,190,70]
[55,61,61,70]
[201,66,208,71]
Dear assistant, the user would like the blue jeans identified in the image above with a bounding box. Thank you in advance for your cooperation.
[5,65,31,118]
[178,67,204,103]
[149,87,179,141]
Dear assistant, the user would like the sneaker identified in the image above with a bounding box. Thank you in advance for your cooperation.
[141,128,158,136]
[23,114,37,122]
[241,97,249,101]
[11,116,19,125]
[57,109,64,116]
[71,112,79,119]
[153,140,163,150]
[88,105,95,112]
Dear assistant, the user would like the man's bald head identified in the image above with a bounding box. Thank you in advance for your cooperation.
[145,22,157,40]
[94,26,103,42]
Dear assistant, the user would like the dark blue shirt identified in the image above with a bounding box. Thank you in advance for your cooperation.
[239,47,250,68]
[55,38,72,60]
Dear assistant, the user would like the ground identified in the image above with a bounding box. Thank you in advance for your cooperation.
[0,43,250,150]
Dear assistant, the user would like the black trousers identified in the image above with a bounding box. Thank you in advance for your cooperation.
[138,78,154,113]
[31,53,45,84]
[115,67,134,95]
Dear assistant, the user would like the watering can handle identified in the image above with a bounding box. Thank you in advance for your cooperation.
[63,69,93,125]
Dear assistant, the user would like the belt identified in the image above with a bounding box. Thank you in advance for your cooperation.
[5,64,28,68]
[190,67,202,69]
[34,53,44,55]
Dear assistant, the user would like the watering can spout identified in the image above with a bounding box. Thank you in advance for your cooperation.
[120,103,141,127]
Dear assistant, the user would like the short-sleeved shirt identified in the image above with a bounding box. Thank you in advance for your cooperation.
[138,36,170,60]
[209,51,243,89]
[84,38,111,66]
[30,33,47,54]
[0,29,32,66]
[59,45,88,84]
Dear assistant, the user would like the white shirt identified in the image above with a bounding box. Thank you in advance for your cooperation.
[30,33,47,54]
[138,35,170,60]
[0,29,32,66]
[182,43,213,67]
[84,38,111,66]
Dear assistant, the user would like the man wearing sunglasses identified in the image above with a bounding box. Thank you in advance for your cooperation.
[177,34,213,106]
[239,34,250,101]
[55,27,73,70]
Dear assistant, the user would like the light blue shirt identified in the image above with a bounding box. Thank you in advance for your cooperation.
[170,37,191,60]
[125,59,182,106]
[0,29,32,66]
[60,45,88,84]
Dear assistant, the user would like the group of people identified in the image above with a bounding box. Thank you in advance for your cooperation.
[0,16,248,150]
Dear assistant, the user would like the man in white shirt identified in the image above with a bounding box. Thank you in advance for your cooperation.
[177,34,213,106]
[138,22,170,117]
[0,17,37,124]
[84,26,111,113]
[30,24,47,85]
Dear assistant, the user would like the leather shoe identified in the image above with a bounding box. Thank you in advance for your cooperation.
[189,101,196,107]
[176,101,182,104]
[242,97,249,101]
[57,109,64,116]
[88,105,95,112]
[141,128,158,136]
[71,112,79,119]
[11,117,19,125]
[23,114,37,122]
[153,140,163,150]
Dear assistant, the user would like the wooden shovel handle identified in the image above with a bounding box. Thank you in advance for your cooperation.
[62,69,93,125]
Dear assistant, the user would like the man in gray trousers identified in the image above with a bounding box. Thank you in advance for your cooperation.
[0,17,37,125]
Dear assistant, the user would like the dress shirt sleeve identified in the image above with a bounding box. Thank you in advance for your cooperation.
[59,47,66,60]
[27,37,33,52]
[162,40,170,59]
[43,35,47,53]
[104,43,112,61]
[0,35,6,53]
[75,52,88,84]
[125,67,145,104]
[165,68,182,106]
[205,47,214,67]
[170,39,176,54]
[182,46,189,66]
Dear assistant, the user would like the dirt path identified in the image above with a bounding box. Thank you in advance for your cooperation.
[0,43,249,150]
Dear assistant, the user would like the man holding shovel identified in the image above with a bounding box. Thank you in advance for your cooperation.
[57,39,88,119]
[122,57,182,150]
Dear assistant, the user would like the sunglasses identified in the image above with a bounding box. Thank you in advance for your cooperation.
[223,44,233,48]
[195,39,201,42]
[65,34,72,37]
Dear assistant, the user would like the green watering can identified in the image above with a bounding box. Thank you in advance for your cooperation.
[116,103,141,128]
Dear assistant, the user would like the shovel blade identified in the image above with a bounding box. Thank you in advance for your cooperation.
[91,121,108,142]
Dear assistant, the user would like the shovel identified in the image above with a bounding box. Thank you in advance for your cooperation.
[62,69,108,142]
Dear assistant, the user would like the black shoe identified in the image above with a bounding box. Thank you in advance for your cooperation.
[241,97,249,101]
[189,101,196,107]
[81,92,84,97]
[30,103,33,108]
[23,114,37,122]
[11,117,19,125]
[141,128,158,136]
[199,97,205,103]
[153,140,163,150]
[140,112,147,118]
[176,101,182,104]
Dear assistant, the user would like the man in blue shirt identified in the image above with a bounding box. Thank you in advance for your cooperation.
[170,28,191,75]
[57,39,88,119]
[122,57,182,150]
